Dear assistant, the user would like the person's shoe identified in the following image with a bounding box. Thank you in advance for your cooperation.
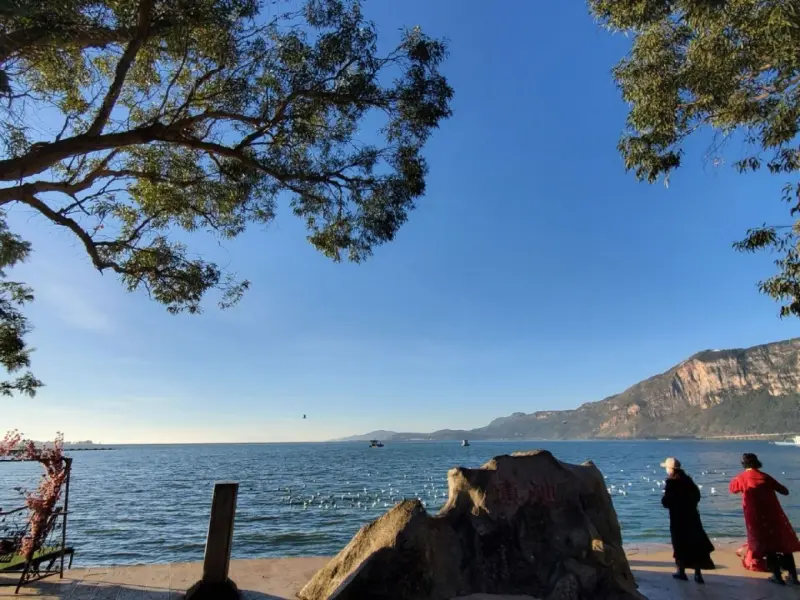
[672,571,688,581]
[694,572,705,584]
[769,574,786,586]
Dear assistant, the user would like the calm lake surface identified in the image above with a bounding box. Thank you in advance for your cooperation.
[2,440,800,566]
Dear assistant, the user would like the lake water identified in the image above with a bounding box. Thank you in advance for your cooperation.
[2,440,800,567]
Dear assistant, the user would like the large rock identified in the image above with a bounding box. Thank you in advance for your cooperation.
[299,451,644,600]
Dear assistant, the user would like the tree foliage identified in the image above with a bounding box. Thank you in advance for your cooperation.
[0,0,453,394]
[588,0,800,317]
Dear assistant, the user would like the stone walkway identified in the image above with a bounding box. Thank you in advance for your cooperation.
[627,543,800,600]
[2,544,798,599]
[0,557,327,599]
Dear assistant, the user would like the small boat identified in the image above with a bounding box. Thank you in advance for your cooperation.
[462,439,470,447]
[774,435,800,446]
[369,440,384,448]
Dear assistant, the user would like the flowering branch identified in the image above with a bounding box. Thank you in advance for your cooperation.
[0,430,67,559]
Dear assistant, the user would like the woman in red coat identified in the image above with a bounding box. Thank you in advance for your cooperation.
[729,452,800,585]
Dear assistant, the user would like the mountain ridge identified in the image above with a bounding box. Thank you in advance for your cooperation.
[337,338,800,441]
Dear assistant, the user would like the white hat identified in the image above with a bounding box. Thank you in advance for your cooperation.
[660,457,681,469]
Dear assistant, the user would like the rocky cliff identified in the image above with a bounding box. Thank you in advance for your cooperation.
[344,338,800,440]
[519,337,800,439]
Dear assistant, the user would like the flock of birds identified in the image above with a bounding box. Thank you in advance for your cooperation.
[273,474,451,513]
[260,462,752,518]
[602,466,722,497]
[245,437,800,528]
[603,465,732,498]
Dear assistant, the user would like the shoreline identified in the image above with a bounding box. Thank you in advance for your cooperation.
[625,537,744,554]
[3,543,797,600]
[67,538,748,570]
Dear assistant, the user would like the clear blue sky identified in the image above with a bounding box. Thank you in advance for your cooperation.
[5,1,800,443]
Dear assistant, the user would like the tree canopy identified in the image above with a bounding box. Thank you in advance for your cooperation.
[588,0,800,317]
[0,0,453,395]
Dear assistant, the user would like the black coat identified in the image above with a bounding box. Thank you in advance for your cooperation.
[661,470,715,570]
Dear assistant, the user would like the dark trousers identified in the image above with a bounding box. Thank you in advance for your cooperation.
[767,553,798,580]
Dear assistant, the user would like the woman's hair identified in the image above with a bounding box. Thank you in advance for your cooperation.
[742,453,763,470]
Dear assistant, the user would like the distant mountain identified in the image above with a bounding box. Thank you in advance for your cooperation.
[341,338,800,441]
[336,430,402,442]
[336,429,475,442]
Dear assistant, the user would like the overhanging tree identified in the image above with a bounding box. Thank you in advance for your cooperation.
[588,0,800,316]
[0,0,453,395]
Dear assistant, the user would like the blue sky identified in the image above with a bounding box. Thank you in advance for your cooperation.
[4,1,800,443]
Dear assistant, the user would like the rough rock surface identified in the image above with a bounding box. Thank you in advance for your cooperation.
[299,451,644,600]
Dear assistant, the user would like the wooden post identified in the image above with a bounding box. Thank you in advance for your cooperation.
[203,482,238,583]
[185,482,241,600]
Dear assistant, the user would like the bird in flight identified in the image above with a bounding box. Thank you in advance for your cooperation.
[302,414,307,419]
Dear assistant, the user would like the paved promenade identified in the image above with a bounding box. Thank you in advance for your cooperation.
[1,542,797,599]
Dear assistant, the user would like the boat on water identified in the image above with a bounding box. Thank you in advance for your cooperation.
[369,439,384,448]
[774,435,800,446]
[462,439,470,447]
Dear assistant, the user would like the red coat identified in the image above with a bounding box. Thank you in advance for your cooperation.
[736,543,768,572]
[729,469,800,556]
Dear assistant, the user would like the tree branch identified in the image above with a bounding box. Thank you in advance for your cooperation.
[751,74,800,103]
[95,214,158,250]
[0,149,119,207]
[0,13,178,66]
[86,0,154,137]
[157,41,191,117]
[0,123,166,181]
[16,192,119,273]
[94,168,206,186]
[0,25,137,64]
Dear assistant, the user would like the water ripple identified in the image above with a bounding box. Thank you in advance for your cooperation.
[2,440,799,566]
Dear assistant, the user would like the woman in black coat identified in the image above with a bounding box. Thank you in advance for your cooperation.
[660,457,715,583]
